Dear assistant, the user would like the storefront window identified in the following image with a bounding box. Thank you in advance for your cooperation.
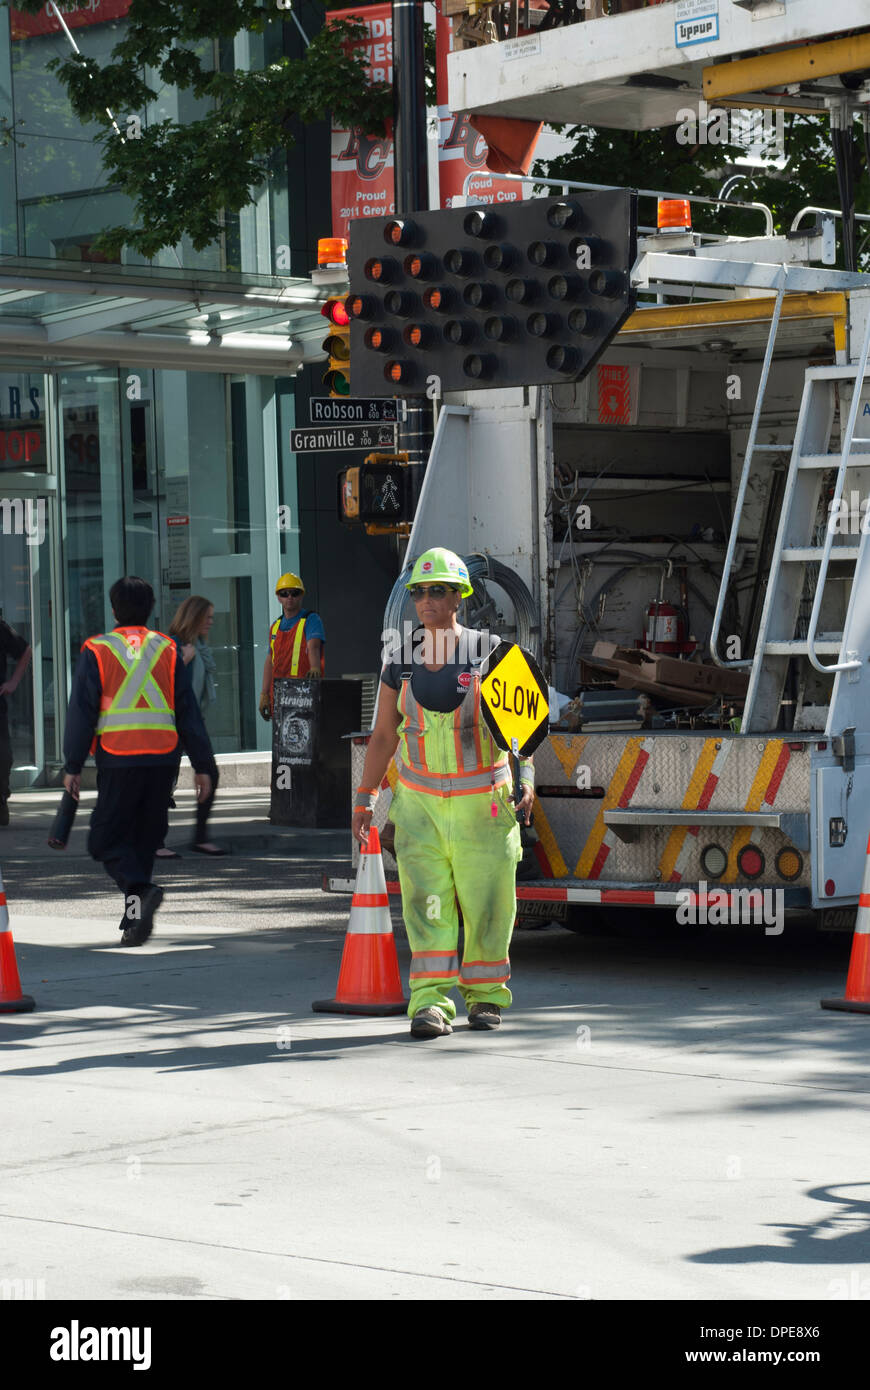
[60,369,123,661]
[156,372,262,752]
[10,11,129,260]
[0,9,16,257]
[0,524,35,778]
[0,478,58,782]
[0,371,48,472]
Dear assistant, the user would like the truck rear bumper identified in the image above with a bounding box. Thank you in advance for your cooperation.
[322,872,811,910]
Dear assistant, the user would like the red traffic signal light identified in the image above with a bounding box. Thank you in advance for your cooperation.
[321,294,350,397]
[322,297,351,328]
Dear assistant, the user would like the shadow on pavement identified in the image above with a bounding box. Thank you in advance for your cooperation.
[689,1181,870,1271]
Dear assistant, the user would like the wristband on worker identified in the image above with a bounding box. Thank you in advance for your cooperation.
[519,759,535,790]
[356,785,378,812]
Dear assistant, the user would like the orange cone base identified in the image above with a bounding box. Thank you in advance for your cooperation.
[312,932,407,1016]
[0,994,35,1014]
[821,931,870,1013]
[312,998,408,1016]
[0,932,34,1012]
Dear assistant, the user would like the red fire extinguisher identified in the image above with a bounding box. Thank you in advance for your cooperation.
[639,561,697,655]
[644,599,686,653]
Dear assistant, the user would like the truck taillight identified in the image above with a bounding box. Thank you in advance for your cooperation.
[776,848,803,881]
[737,844,765,880]
[700,844,728,879]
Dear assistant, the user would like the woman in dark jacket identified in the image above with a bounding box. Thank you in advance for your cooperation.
[156,595,225,857]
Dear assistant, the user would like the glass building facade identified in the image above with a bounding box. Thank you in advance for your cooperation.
[0,2,395,785]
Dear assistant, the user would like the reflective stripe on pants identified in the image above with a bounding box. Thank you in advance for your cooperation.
[391,779,522,1020]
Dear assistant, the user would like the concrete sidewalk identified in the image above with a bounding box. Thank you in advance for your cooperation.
[2,823,869,1302]
[1,784,345,859]
[0,787,349,927]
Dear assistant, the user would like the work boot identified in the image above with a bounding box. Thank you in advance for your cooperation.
[468,1002,501,1030]
[0,799,8,827]
[120,884,164,947]
[410,1006,452,1039]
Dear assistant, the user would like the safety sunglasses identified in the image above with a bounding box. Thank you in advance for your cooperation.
[408,584,456,599]
[277,588,303,597]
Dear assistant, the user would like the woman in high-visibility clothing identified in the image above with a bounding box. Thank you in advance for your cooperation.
[352,547,534,1040]
[259,572,325,720]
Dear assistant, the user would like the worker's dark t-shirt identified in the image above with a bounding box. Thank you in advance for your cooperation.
[381,627,500,713]
[0,619,28,716]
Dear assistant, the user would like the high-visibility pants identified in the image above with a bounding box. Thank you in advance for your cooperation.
[390,779,522,1020]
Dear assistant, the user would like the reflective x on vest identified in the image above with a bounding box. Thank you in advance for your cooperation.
[270,615,308,679]
[396,672,510,797]
[86,630,178,756]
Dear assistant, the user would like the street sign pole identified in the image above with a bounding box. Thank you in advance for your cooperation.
[391,0,431,473]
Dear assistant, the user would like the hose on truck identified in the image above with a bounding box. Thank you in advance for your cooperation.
[557,545,739,692]
[368,554,540,729]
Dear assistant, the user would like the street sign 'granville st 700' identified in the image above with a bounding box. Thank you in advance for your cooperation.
[310,397,398,423]
[290,424,396,453]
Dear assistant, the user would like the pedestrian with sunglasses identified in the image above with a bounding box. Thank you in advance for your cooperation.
[258,572,325,722]
[352,547,534,1040]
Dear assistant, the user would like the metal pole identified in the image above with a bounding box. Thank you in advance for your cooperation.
[391,0,428,218]
[392,0,431,472]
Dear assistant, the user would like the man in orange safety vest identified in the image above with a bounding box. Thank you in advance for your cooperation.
[62,576,215,946]
[258,571,325,720]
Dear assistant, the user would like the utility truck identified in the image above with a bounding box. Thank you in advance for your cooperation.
[329,2,870,933]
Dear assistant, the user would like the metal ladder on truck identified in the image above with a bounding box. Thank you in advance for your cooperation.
[711,293,870,734]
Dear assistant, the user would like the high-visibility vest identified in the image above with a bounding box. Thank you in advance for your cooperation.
[270,614,324,681]
[395,669,511,798]
[83,627,178,756]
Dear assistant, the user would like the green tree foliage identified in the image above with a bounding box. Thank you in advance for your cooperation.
[535,113,870,265]
[8,0,392,258]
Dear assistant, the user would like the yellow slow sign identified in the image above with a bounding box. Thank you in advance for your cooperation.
[479,642,549,756]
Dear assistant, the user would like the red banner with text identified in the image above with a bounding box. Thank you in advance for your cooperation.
[9,0,131,39]
[329,4,396,241]
[435,8,524,210]
[328,3,524,238]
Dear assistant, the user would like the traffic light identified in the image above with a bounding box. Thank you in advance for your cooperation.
[338,451,414,535]
[347,192,637,395]
[321,295,351,397]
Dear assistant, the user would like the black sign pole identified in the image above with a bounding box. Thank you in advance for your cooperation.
[510,735,522,810]
[391,0,432,474]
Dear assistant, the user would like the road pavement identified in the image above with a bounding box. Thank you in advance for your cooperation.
[2,788,869,1302]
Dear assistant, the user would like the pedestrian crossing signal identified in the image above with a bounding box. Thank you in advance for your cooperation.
[338,451,415,535]
[322,295,351,397]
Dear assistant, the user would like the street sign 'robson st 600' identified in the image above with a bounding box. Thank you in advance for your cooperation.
[290,424,396,453]
[310,397,398,423]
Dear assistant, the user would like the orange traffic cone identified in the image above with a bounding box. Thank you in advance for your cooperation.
[0,864,35,1014]
[822,829,870,1014]
[313,826,408,1016]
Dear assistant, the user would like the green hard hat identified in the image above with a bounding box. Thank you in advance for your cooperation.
[405,547,474,598]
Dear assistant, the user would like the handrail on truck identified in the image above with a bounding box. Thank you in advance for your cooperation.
[708,270,788,670]
[478,172,775,238]
[804,310,870,675]
[791,205,870,234]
